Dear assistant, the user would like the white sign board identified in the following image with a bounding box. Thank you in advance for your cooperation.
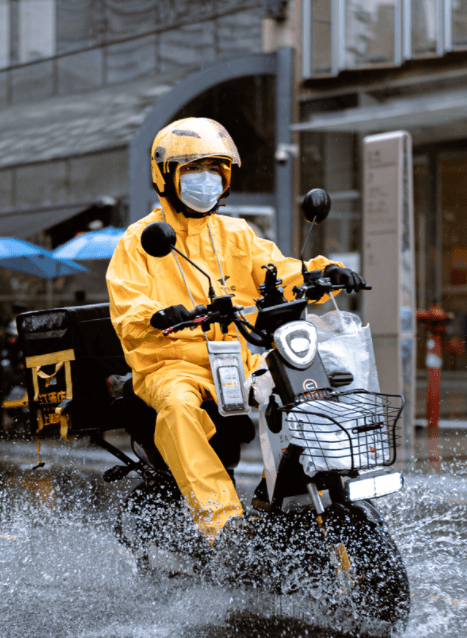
[363,131,415,455]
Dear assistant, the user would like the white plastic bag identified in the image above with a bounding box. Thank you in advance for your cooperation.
[307,310,380,392]
[288,399,390,477]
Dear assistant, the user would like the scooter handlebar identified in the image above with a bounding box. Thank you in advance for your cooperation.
[161,282,372,335]
[162,301,247,335]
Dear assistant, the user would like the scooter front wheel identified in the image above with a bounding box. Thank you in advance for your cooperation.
[322,503,411,637]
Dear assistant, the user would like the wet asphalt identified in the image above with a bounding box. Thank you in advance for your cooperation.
[0,422,466,638]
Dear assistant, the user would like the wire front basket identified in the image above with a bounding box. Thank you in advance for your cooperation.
[285,390,404,475]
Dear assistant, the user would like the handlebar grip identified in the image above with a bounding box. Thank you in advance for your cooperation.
[330,284,372,291]
[188,304,208,319]
[162,308,208,335]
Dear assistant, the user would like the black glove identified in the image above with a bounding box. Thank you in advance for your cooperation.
[150,304,191,330]
[324,264,366,294]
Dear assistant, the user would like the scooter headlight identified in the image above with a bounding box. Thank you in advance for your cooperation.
[274,321,318,369]
[347,471,403,501]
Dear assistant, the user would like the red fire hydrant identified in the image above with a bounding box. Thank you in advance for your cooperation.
[416,302,452,471]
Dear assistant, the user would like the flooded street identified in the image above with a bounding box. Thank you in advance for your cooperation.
[0,429,466,638]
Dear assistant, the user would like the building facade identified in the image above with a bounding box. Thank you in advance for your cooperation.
[1,0,466,419]
[0,0,274,308]
[290,0,467,420]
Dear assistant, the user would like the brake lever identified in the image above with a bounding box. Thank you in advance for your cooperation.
[162,302,250,336]
[163,315,208,335]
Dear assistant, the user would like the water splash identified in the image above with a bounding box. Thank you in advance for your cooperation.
[377,460,467,637]
[1,459,466,637]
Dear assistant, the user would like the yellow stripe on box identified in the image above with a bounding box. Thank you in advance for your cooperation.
[25,349,75,369]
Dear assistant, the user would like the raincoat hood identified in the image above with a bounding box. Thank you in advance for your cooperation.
[158,195,213,234]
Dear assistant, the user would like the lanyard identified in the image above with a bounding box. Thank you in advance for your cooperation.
[159,212,250,413]
[161,210,241,342]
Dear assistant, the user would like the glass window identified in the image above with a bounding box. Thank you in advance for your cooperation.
[0,70,8,107]
[412,0,437,55]
[299,100,361,310]
[344,0,396,68]
[106,0,156,37]
[438,153,467,371]
[57,49,103,94]
[0,0,9,68]
[413,158,430,313]
[452,0,467,47]
[311,20,332,73]
[106,35,157,85]
[303,0,332,77]
[10,59,54,104]
[18,0,56,63]
[56,0,105,55]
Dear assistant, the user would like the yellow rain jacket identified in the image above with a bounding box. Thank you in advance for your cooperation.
[106,202,337,543]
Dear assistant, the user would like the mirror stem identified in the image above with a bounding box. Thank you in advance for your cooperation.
[300,215,317,274]
[172,246,216,300]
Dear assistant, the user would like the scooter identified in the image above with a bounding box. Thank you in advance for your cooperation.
[117,189,409,636]
[16,189,410,637]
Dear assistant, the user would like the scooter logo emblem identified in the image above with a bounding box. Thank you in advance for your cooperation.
[303,378,318,392]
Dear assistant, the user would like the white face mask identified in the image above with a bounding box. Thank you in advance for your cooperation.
[179,171,224,213]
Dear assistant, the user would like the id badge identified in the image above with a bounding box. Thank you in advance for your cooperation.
[207,340,251,416]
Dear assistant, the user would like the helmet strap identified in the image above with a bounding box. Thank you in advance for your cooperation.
[181,203,219,219]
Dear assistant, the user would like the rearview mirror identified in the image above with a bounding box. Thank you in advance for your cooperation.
[141,222,176,258]
[301,189,331,224]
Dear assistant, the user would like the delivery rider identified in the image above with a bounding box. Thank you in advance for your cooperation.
[106,117,365,548]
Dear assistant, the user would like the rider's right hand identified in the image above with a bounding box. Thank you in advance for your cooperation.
[150,304,192,330]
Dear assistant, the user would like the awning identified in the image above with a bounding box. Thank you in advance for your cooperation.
[0,70,179,169]
[292,88,467,142]
[0,203,94,239]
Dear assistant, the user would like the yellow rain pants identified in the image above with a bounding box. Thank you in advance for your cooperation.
[106,199,338,543]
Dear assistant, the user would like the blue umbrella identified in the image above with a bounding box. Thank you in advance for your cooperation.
[0,237,89,279]
[53,226,125,260]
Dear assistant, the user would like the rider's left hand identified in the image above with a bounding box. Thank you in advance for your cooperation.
[324,265,366,293]
[151,304,191,330]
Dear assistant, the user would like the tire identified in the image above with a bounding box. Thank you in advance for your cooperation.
[248,505,409,637]
[323,503,411,636]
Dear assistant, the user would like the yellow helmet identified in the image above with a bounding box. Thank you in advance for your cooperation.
[150,118,241,209]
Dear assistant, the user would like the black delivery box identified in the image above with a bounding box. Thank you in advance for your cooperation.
[17,303,130,438]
